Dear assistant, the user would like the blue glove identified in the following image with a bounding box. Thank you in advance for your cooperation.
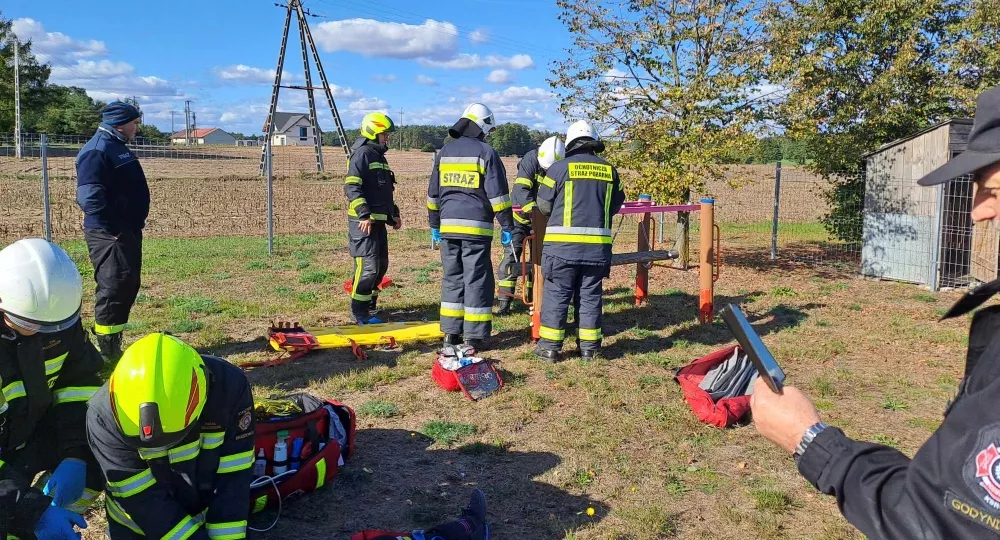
[431,228,441,243]
[501,230,513,246]
[43,459,87,509]
[35,506,86,540]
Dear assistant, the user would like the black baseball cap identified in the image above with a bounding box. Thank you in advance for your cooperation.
[918,85,1000,186]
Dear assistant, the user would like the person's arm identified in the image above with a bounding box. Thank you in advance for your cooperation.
[427,153,441,230]
[512,158,537,225]
[536,167,559,217]
[52,323,104,463]
[344,151,371,220]
[87,409,209,540]
[610,167,626,216]
[750,378,930,540]
[75,150,121,235]
[485,149,513,230]
[204,381,255,540]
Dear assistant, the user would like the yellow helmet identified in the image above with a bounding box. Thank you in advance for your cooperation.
[360,112,396,140]
[109,333,208,449]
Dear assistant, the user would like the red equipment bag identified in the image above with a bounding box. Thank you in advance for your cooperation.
[673,345,752,428]
[350,531,408,540]
[249,393,356,514]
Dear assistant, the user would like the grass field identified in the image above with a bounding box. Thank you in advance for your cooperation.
[59,208,968,539]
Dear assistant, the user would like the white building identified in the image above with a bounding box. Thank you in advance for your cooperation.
[170,128,237,145]
[265,112,318,147]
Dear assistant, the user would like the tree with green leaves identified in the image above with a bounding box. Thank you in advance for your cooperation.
[763,0,1000,241]
[0,10,54,133]
[549,0,769,203]
[489,122,533,156]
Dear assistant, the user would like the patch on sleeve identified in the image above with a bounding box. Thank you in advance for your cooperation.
[238,409,253,431]
[946,492,1000,533]
[964,424,1000,513]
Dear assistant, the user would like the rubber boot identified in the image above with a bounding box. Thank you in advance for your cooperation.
[444,334,463,346]
[495,299,511,316]
[534,347,560,364]
[94,330,123,364]
[464,338,487,352]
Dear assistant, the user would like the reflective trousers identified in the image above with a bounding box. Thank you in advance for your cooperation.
[348,219,390,319]
[537,254,608,353]
[440,239,494,339]
[84,228,142,336]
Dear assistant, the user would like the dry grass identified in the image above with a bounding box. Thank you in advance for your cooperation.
[60,196,965,539]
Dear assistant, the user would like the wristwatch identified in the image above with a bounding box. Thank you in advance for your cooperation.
[793,422,829,461]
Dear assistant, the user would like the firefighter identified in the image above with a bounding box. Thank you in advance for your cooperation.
[345,112,402,324]
[750,84,1000,540]
[534,121,625,362]
[427,103,514,350]
[496,136,565,315]
[86,332,255,540]
[0,238,106,540]
[75,101,150,363]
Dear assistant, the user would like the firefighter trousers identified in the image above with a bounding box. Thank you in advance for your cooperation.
[496,224,532,305]
[84,228,142,336]
[538,254,608,353]
[348,219,389,319]
[3,411,105,516]
[440,239,494,339]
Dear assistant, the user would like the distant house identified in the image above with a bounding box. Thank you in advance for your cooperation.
[170,128,237,145]
[265,112,318,147]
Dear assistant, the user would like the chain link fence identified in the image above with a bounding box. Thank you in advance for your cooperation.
[0,132,988,290]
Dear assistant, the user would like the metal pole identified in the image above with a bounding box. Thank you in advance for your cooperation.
[266,137,274,256]
[658,211,664,244]
[929,183,944,291]
[41,134,51,241]
[770,161,782,261]
[699,198,716,323]
[13,38,22,160]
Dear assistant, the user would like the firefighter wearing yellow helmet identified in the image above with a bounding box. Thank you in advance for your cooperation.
[0,238,105,540]
[345,111,401,324]
[86,332,255,540]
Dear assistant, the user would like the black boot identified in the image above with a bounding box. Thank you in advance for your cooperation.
[464,338,488,352]
[580,349,596,360]
[94,331,123,364]
[534,346,560,364]
[461,489,489,540]
[444,333,463,346]
[495,299,511,316]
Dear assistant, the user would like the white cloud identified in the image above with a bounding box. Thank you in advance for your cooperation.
[313,18,459,60]
[329,84,364,100]
[11,18,107,63]
[469,29,490,44]
[486,69,513,85]
[481,86,555,106]
[415,75,438,86]
[419,53,534,70]
[51,60,133,79]
[214,64,299,85]
[603,68,628,82]
[372,74,397,83]
[348,97,389,112]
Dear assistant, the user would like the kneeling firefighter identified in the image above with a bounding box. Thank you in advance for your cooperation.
[0,238,106,540]
[496,136,565,315]
[346,112,402,324]
[86,333,255,540]
[535,121,625,362]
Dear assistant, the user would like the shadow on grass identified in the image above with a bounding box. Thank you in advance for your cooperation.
[252,429,609,540]
[721,243,860,280]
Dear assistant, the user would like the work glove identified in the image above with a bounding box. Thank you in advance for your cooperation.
[34,506,86,540]
[43,458,86,509]
[501,230,513,246]
[431,228,441,243]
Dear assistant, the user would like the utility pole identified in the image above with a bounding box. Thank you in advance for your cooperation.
[184,100,192,146]
[170,110,176,135]
[399,107,403,151]
[192,112,197,144]
[13,37,22,159]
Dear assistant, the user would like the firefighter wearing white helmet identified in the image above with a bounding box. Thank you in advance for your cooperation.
[496,136,565,315]
[0,238,105,540]
[534,121,625,362]
[427,103,513,350]
[345,111,402,324]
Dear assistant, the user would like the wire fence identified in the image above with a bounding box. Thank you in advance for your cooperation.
[0,132,988,290]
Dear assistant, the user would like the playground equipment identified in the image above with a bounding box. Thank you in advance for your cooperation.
[243,320,444,368]
[506,198,720,341]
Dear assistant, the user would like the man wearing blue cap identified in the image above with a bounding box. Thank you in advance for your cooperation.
[75,101,149,364]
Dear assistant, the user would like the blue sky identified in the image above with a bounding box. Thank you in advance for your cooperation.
[6,0,575,135]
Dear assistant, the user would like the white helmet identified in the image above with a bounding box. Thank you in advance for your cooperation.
[461,103,497,136]
[537,136,565,170]
[0,238,83,333]
[566,120,601,149]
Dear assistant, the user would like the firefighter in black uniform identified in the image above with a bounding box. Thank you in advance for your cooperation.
[428,103,514,350]
[345,112,402,324]
[496,136,565,315]
[751,85,1000,539]
[0,238,105,540]
[534,121,625,363]
[86,332,255,540]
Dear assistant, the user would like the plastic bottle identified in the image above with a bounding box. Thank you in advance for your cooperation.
[253,449,267,477]
[273,433,289,475]
[290,437,304,471]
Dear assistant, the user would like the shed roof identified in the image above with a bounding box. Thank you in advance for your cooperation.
[863,118,973,159]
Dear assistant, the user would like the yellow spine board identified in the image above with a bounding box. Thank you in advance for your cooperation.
[270,321,443,351]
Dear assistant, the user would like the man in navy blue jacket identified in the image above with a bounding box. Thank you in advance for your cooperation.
[75,101,149,364]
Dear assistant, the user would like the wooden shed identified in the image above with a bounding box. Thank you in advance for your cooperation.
[861,118,973,290]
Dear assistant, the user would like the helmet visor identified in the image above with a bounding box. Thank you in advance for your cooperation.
[3,308,81,334]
